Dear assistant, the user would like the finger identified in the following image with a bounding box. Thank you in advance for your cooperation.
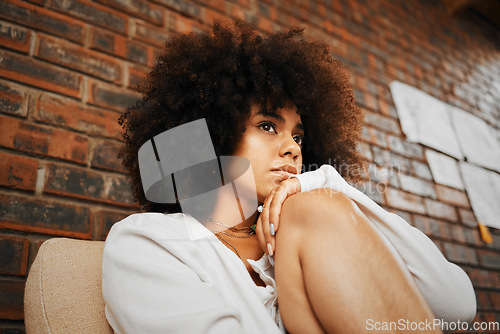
[255,215,267,253]
[272,178,301,234]
[262,188,277,255]
[267,186,289,255]
[268,186,289,235]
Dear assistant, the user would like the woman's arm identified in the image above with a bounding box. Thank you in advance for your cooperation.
[291,164,477,323]
[102,214,247,334]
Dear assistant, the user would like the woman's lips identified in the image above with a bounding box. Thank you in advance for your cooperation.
[271,170,294,179]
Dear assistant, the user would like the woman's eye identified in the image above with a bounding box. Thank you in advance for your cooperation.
[259,122,276,133]
[294,135,304,146]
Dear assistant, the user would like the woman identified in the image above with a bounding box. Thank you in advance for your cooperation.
[102,19,476,333]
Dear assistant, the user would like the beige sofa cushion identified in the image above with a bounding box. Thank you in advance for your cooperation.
[24,238,113,333]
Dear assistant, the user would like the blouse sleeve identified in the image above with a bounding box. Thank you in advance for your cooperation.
[102,215,247,334]
[291,164,477,323]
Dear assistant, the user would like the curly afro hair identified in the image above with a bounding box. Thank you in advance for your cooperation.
[119,19,366,213]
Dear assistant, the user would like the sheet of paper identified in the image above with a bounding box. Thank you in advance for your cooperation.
[459,162,500,229]
[390,81,463,159]
[450,106,500,173]
[425,150,464,190]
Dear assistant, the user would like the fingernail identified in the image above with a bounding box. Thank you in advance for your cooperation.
[270,223,275,236]
[268,254,275,266]
[267,243,273,257]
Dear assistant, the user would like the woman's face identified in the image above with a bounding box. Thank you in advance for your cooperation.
[232,104,304,203]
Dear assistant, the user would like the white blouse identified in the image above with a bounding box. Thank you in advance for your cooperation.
[102,164,476,333]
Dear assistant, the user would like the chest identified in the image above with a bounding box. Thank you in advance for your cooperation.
[216,234,266,287]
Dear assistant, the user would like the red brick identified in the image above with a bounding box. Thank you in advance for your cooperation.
[368,164,399,188]
[0,20,31,53]
[50,0,128,35]
[35,93,123,140]
[0,49,82,98]
[487,232,500,252]
[0,236,29,276]
[0,194,92,238]
[257,16,274,33]
[435,184,470,208]
[389,153,411,174]
[228,4,246,20]
[127,63,149,89]
[155,0,201,19]
[361,126,387,148]
[410,160,433,180]
[399,173,436,198]
[463,227,483,247]
[0,79,29,117]
[200,0,225,13]
[88,79,141,113]
[357,142,373,161]
[131,20,167,47]
[490,291,500,310]
[0,0,85,43]
[377,99,392,117]
[385,187,426,214]
[95,209,130,240]
[89,27,153,65]
[458,208,477,228]
[363,110,401,135]
[91,139,125,172]
[448,223,468,244]
[413,214,451,240]
[481,312,500,327]
[371,145,389,166]
[443,242,478,265]
[468,268,498,289]
[476,290,492,310]
[478,249,500,270]
[424,198,458,222]
[204,7,227,26]
[0,115,88,164]
[35,34,122,84]
[44,163,135,206]
[96,0,164,26]
[168,12,205,34]
[386,135,424,160]
[0,278,24,320]
[362,92,379,112]
[0,152,38,191]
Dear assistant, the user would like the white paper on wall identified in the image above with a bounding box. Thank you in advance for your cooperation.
[450,106,500,173]
[389,81,463,159]
[459,162,500,229]
[425,149,464,189]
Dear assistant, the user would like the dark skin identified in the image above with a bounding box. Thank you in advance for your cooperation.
[208,104,439,333]
[207,104,302,287]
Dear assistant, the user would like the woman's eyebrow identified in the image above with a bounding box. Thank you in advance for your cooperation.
[255,110,304,131]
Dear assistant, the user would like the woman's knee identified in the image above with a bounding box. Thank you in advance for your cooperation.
[278,188,387,258]
[280,188,360,234]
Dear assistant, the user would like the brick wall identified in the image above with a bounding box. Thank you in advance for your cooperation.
[0,0,499,331]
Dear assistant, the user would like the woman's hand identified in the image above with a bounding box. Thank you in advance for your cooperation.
[256,177,301,259]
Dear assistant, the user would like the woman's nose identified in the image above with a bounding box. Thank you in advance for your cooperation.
[278,135,301,160]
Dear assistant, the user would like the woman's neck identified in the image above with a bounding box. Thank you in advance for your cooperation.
[205,184,258,231]
[178,170,259,231]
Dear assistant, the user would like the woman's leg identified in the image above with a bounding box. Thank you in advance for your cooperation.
[274,188,439,333]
